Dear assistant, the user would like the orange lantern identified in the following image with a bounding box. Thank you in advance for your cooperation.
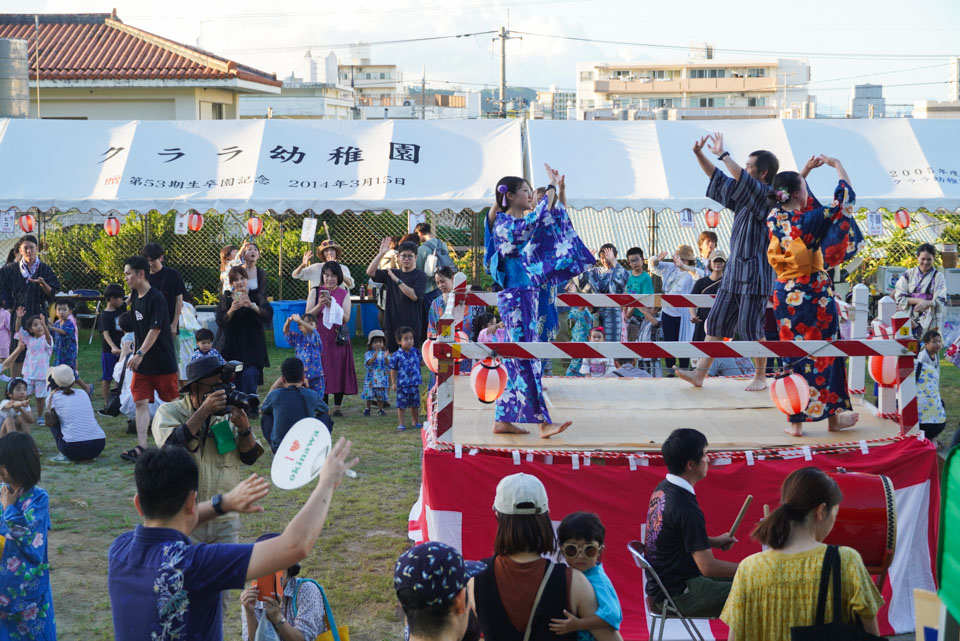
[246,216,264,236]
[894,209,910,230]
[769,373,811,416]
[704,210,720,229]
[103,216,121,237]
[470,358,507,404]
[421,338,439,374]
[187,211,204,232]
[868,356,900,388]
[18,214,35,233]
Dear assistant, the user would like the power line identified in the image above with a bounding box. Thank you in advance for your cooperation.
[216,31,497,55]
[509,30,958,61]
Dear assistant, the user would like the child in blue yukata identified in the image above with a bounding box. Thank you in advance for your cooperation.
[48,300,94,396]
[389,326,422,432]
[362,329,389,417]
[550,512,624,641]
[284,313,324,395]
[189,328,224,363]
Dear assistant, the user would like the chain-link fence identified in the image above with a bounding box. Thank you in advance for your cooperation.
[35,208,485,303]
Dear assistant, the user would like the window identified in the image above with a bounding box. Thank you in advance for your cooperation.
[690,69,726,79]
[747,68,766,78]
[651,70,674,80]
[694,97,725,107]
[747,97,766,107]
[580,71,594,81]
[380,72,386,79]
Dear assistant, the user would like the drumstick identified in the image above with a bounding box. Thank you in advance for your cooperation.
[729,495,753,537]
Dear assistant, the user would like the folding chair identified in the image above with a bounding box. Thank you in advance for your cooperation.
[627,540,713,641]
[72,289,102,344]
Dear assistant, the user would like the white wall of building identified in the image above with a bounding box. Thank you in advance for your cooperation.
[27,86,239,119]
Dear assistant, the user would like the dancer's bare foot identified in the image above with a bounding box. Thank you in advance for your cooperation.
[539,420,572,439]
[674,367,705,388]
[493,421,530,435]
[784,424,804,437]
[745,376,768,392]
[828,412,859,431]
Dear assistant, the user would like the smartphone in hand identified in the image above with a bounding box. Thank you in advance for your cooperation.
[255,571,282,601]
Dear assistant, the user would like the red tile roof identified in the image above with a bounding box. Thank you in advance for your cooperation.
[0,12,281,87]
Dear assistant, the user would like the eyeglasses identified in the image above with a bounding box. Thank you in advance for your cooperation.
[398,254,416,260]
[562,543,602,558]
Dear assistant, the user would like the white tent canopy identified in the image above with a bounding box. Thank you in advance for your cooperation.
[0,118,522,214]
[527,119,960,213]
[1,118,958,215]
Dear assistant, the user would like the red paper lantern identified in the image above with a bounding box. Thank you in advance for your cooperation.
[704,210,720,229]
[453,330,469,362]
[769,373,811,416]
[18,214,35,233]
[868,356,900,388]
[103,216,121,237]
[187,211,204,232]
[422,338,438,374]
[894,209,910,230]
[246,216,264,236]
[470,358,507,404]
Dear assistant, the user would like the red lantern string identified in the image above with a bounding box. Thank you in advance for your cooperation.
[246,216,264,236]
[103,216,121,237]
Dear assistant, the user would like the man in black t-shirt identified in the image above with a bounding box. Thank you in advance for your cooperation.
[644,428,739,617]
[366,239,428,352]
[120,256,180,462]
[142,243,186,336]
[97,283,127,407]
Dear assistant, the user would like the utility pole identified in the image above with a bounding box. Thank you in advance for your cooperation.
[34,15,40,118]
[421,66,426,120]
[492,27,520,118]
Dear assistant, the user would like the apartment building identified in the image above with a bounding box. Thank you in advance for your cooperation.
[240,51,356,120]
[338,58,401,109]
[847,84,885,119]
[575,56,813,120]
[530,86,577,119]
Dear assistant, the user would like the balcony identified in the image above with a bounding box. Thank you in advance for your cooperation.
[593,76,776,95]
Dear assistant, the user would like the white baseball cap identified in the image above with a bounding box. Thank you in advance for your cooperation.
[493,473,549,515]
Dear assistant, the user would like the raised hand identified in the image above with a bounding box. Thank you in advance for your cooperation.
[692,135,711,154]
[707,132,725,157]
[544,163,561,186]
[802,155,824,173]
[819,154,841,168]
[302,250,313,265]
[379,237,393,254]
[223,474,270,514]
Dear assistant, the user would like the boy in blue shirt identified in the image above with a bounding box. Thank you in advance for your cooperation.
[388,326,422,432]
[190,328,224,363]
[108,438,356,641]
[550,512,624,641]
[260,357,329,452]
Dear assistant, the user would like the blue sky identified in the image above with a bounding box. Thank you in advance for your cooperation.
[13,0,960,115]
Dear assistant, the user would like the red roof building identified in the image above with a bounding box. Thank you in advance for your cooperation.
[0,11,281,119]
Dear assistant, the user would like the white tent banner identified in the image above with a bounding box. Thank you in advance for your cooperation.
[527,119,960,213]
[0,118,522,214]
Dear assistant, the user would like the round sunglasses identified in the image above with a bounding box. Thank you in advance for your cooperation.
[561,542,603,559]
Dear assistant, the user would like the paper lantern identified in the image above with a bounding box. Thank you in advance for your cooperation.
[704,210,720,229]
[421,339,438,374]
[453,330,469,362]
[894,209,910,230]
[187,211,204,232]
[470,358,507,404]
[246,216,264,236]
[868,356,899,387]
[103,216,120,237]
[769,373,810,416]
[18,214,35,233]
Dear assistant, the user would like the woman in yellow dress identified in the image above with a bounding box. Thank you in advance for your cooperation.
[720,467,883,640]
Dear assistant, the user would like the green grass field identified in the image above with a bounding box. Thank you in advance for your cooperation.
[39,333,958,640]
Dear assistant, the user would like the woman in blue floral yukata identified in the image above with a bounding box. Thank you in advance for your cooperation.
[484,165,595,438]
[766,155,865,437]
[0,432,55,640]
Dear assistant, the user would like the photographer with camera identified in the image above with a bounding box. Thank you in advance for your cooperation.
[152,355,264,546]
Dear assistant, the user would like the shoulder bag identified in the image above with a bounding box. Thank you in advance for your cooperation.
[293,578,350,641]
[790,545,884,640]
[522,561,555,641]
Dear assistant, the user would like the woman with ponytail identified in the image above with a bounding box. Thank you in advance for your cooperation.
[483,165,594,438]
[720,467,882,640]
[765,156,865,437]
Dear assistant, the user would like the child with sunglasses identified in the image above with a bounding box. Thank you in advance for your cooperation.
[550,512,624,641]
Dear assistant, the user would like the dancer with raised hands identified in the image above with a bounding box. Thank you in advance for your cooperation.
[484,164,594,438]
[766,156,864,436]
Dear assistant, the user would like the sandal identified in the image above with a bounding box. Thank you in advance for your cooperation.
[120,445,145,462]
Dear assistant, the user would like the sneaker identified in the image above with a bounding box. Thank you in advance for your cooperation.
[49,453,71,464]
[414,423,424,430]
[397,424,407,432]
[376,409,386,417]
[97,408,111,417]
[36,416,45,427]
[333,409,344,417]
[362,408,371,417]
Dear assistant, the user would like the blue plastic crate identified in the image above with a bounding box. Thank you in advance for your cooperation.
[271,300,307,348]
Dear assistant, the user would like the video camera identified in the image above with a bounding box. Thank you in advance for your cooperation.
[204,361,260,413]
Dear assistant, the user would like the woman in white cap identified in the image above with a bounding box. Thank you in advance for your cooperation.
[44,364,106,463]
[469,473,606,641]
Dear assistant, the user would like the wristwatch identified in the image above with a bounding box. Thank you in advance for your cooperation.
[211,493,226,515]
[237,428,252,438]
[717,151,730,161]
[135,349,144,356]
[276,616,287,627]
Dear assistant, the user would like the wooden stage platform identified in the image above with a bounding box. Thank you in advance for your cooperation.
[441,376,905,452]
